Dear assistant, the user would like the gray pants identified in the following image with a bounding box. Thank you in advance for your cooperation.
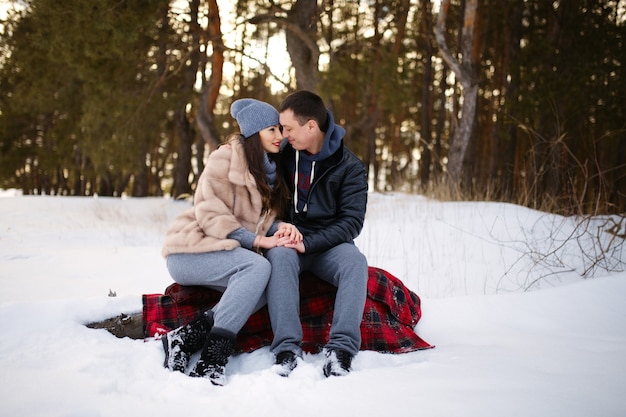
[166,248,270,335]
[265,243,368,356]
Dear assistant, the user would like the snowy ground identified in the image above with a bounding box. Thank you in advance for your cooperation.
[1,190,625,417]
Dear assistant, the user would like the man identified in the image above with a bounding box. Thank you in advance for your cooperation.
[265,90,369,377]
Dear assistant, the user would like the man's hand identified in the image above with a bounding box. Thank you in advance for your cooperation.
[275,222,303,244]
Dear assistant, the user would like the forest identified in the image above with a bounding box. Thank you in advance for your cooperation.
[1,0,625,215]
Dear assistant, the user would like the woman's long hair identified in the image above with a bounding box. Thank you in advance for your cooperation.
[240,133,290,219]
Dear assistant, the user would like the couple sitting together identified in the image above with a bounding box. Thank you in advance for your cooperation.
[160,90,369,385]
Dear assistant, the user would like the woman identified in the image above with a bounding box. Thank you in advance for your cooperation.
[160,98,302,385]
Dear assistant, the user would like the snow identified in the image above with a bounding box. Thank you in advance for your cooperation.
[1,190,625,417]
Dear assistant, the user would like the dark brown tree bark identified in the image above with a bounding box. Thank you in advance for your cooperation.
[195,0,223,153]
[419,0,434,190]
[500,1,523,198]
[434,0,480,187]
[172,0,201,198]
[285,0,320,91]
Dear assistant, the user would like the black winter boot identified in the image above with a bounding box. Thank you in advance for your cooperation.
[189,329,235,386]
[162,312,213,372]
[272,351,299,377]
[322,348,353,377]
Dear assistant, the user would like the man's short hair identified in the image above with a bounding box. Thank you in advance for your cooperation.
[279,90,329,132]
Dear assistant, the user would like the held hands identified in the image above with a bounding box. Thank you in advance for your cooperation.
[253,223,305,253]
[280,239,305,253]
[274,222,305,253]
[276,222,303,244]
[276,222,305,253]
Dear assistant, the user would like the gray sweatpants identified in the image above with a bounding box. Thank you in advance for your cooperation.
[265,243,368,356]
[166,248,270,335]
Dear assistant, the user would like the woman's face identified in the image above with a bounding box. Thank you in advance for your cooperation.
[259,124,283,154]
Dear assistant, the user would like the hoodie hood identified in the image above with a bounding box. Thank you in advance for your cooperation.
[300,110,344,162]
[292,109,344,214]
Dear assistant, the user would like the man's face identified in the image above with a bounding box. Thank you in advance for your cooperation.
[279,109,321,154]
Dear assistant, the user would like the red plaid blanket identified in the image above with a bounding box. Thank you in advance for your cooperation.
[143,267,433,353]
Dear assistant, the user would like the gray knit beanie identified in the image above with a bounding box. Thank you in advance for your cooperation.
[230,98,280,139]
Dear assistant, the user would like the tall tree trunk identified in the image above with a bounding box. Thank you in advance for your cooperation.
[196,0,223,152]
[434,0,480,188]
[247,1,319,91]
[285,0,319,91]
[433,65,447,182]
[172,0,201,198]
[501,1,523,199]
[419,0,434,190]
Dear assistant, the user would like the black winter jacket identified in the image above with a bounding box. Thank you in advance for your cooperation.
[281,141,368,254]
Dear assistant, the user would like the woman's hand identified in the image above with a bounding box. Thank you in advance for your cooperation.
[254,234,292,251]
[253,223,304,253]
[280,240,306,253]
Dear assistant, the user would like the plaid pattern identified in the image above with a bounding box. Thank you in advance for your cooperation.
[143,267,433,353]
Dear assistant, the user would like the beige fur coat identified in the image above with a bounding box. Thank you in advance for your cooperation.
[161,137,276,257]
